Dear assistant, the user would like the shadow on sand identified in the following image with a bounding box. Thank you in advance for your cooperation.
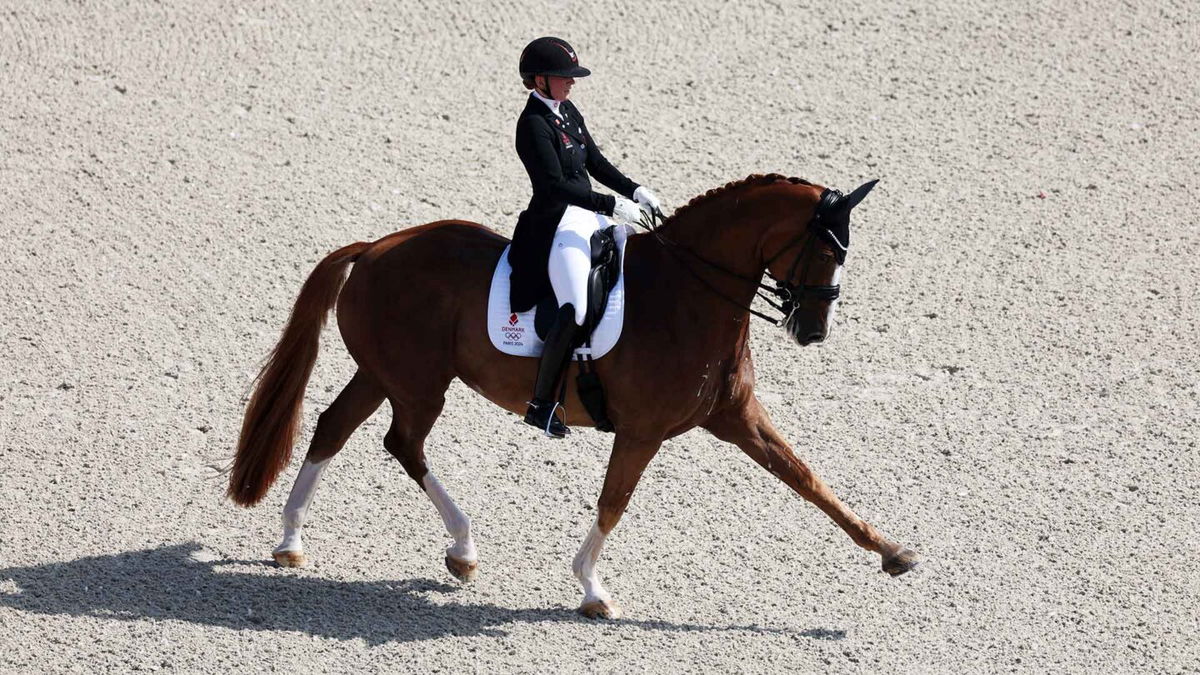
[0,543,845,644]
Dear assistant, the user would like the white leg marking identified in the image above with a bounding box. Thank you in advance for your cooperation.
[274,458,330,555]
[422,472,477,562]
[572,519,612,605]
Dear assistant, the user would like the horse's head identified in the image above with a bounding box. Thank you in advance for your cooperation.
[762,180,878,346]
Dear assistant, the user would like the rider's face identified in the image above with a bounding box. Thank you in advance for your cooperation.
[539,76,574,101]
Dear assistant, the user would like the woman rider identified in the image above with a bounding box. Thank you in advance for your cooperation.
[510,36,662,438]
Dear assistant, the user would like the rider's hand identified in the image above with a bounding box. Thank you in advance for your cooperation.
[611,197,642,225]
[633,186,662,217]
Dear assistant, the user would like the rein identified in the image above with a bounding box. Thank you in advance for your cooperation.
[634,201,841,327]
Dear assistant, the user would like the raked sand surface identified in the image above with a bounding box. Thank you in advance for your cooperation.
[1,1,1197,672]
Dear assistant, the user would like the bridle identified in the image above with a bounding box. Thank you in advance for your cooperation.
[636,188,846,327]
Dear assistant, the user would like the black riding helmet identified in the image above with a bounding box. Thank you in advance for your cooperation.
[519,37,591,79]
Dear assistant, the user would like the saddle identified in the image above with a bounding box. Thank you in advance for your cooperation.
[486,223,629,432]
[532,225,622,347]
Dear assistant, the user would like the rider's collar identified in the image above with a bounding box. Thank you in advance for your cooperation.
[530,89,564,118]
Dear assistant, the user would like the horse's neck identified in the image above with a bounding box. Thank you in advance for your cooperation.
[624,188,773,354]
[656,184,794,287]
[626,234,754,363]
[626,181,817,373]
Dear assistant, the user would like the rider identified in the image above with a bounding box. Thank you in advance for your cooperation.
[511,36,662,438]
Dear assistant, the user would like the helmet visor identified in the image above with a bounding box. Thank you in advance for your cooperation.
[525,65,591,79]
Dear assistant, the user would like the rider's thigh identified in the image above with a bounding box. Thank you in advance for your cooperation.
[548,206,602,325]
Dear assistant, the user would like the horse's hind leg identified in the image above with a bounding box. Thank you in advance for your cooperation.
[383,395,480,582]
[273,370,384,567]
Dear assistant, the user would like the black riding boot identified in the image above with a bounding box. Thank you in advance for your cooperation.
[524,304,580,438]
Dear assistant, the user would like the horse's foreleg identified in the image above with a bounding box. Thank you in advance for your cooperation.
[274,371,384,567]
[705,397,919,576]
[383,396,479,582]
[573,434,663,619]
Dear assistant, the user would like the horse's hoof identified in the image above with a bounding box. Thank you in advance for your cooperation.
[445,554,478,582]
[882,546,920,576]
[273,550,307,568]
[578,599,623,620]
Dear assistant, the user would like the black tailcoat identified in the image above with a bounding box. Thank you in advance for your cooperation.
[509,95,638,312]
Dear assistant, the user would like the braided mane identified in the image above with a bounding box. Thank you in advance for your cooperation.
[665,173,814,223]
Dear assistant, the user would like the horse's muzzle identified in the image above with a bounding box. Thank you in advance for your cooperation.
[800,331,826,345]
[786,314,828,346]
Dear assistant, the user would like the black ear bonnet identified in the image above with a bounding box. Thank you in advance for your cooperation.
[811,188,851,265]
[810,179,877,265]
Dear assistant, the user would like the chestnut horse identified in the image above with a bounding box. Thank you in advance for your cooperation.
[228,173,918,619]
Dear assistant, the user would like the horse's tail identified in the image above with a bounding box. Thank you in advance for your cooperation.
[227,240,371,507]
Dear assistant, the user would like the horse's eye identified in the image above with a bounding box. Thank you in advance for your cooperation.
[818,251,835,262]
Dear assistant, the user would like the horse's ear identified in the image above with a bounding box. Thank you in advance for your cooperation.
[846,179,879,209]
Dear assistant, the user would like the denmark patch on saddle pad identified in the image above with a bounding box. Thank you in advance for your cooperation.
[487,223,632,359]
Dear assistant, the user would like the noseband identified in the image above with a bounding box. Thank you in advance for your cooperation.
[640,188,846,326]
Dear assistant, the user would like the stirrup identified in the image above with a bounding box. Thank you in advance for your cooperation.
[524,400,570,438]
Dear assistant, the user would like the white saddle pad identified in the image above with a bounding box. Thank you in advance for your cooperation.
[487,221,632,359]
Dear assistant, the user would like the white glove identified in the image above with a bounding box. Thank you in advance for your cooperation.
[611,197,642,225]
[633,186,662,216]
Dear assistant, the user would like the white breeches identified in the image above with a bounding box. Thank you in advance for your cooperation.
[548,205,606,326]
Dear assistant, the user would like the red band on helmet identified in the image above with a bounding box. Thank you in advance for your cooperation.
[551,40,577,63]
